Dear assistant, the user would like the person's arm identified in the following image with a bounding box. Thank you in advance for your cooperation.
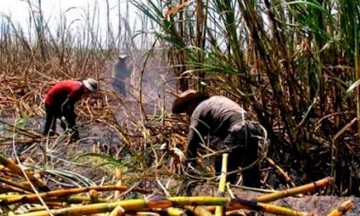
[62,84,82,114]
[60,98,69,114]
[187,118,209,158]
[60,98,76,117]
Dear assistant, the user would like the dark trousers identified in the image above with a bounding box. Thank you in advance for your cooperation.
[214,123,260,187]
[43,103,78,138]
[112,80,127,96]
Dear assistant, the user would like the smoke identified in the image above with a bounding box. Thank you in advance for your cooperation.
[106,49,176,119]
[128,50,176,111]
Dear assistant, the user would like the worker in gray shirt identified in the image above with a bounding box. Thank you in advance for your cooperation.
[112,54,132,97]
[172,90,260,187]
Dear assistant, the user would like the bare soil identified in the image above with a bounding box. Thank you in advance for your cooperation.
[1,111,358,216]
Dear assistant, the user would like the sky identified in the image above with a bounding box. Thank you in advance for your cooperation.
[0,0,146,46]
[0,0,138,23]
[1,0,121,23]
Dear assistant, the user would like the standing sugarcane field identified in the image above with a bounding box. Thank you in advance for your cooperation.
[1,0,360,215]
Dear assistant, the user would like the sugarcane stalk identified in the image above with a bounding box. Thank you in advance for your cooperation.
[0,154,48,191]
[256,177,334,203]
[326,199,353,216]
[215,153,228,216]
[160,207,187,216]
[184,206,213,216]
[0,176,33,193]
[0,185,151,205]
[109,206,125,216]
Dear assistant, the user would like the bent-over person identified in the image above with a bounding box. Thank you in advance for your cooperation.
[43,78,98,141]
[172,90,260,187]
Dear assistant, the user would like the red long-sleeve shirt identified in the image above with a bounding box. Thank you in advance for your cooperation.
[44,80,85,106]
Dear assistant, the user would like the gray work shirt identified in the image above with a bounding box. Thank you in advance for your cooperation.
[187,95,250,156]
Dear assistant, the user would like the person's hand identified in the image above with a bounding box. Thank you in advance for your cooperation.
[160,143,186,164]
[70,129,80,142]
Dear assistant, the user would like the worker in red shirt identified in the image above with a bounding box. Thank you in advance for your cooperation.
[172,89,261,187]
[43,78,98,140]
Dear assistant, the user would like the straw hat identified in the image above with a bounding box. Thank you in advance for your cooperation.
[82,78,98,92]
[172,89,210,114]
[118,54,128,60]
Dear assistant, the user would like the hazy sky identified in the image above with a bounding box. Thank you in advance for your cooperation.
[0,0,143,41]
